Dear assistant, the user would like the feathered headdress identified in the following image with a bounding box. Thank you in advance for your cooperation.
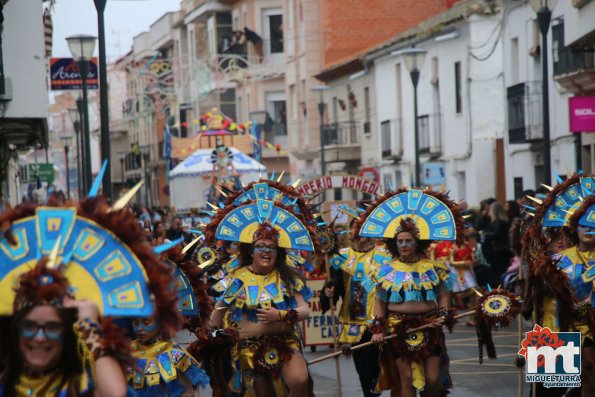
[0,196,182,336]
[352,187,465,244]
[204,198,319,253]
[521,174,595,332]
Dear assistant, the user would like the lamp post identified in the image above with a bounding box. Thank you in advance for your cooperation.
[60,136,73,199]
[393,47,427,187]
[93,0,112,201]
[250,110,268,162]
[529,0,558,185]
[312,86,330,177]
[68,107,83,197]
[140,144,150,209]
[66,34,96,194]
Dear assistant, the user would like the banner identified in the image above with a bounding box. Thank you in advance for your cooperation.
[50,57,99,90]
[302,278,339,346]
[569,96,595,132]
[297,175,380,197]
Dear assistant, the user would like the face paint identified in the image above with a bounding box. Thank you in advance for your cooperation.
[133,320,158,334]
[396,240,417,248]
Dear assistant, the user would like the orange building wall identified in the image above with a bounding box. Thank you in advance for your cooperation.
[320,0,461,67]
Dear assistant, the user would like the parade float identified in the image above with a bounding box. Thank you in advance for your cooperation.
[168,108,266,212]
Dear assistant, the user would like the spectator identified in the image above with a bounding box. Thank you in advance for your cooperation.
[166,216,185,241]
[483,201,512,287]
[476,198,496,233]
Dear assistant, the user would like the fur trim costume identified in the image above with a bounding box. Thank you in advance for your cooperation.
[0,196,180,396]
[522,176,595,339]
[203,196,319,396]
[353,188,464,395]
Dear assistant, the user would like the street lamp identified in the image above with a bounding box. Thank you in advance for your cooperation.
[140,144,151,209]
[529,0,558,185]
[60,136,73,199]
[68,107,83,196]
[312,86,330,176]
[393,47,427,187]
[93,0,112,201]
[250,110,268,162]
[66,34,96,195]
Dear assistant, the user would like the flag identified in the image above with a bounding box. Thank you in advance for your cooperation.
[252,122,261,162]
[164,125,173,180]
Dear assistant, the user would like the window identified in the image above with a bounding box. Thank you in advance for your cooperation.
[513,177,523,200]
[219,88,236,121]
[510,38,519,85]
[507,83,526,144]
[455,61,463,114]
[381,120,392,157]
[265,12,283,54]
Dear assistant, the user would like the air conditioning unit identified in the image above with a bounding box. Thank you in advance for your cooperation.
[0,77,13,101]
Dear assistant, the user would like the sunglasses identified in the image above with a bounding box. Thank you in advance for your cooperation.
[20,320,64,341]
[253,246,276,254]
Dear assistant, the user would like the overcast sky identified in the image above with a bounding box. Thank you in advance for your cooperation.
[51,0,180,61]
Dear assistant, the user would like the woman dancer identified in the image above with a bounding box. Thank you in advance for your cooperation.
[205,198,318,397]
[0,194,181,396]
[353,188,464,397]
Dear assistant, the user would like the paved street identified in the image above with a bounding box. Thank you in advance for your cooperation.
[191,316,535,396]
[303,316,534,397]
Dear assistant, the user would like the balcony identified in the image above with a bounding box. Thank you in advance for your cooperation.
[507,82,543,144]
[211,41,285,84]
[553,21,595,94]
[418,113,442,155]
[322,121,361,163]
[380,118,403,159]
[262,123,288,158]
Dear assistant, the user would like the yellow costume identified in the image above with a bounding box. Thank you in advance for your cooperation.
[217,267,312,396]
[542,247,593,341]
[128,339,209,396]
[330,247,390,343]
[374,258,455,393]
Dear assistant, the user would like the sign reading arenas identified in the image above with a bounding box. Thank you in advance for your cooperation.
[298,175,380,196]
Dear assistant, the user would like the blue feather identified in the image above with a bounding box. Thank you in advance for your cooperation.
[88,159,108,197]
[153,237,184,254]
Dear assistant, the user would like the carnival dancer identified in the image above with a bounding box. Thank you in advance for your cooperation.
[322,227,390,397]
[127,249,211,396]
[353,188,464,397]
[522,175,594,397]
[205,197,319,397]
[0,193,182,396]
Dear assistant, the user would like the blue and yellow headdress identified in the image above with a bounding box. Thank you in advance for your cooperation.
[353,187,465,243]
[0,196,181,332]
[204,198,318,252]
[223,177,313,219]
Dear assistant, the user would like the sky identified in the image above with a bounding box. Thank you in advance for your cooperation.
[51,0,180,61]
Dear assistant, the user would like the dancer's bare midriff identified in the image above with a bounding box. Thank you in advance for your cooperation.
[387,300,437,315]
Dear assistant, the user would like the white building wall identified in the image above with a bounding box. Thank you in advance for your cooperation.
[502,0,578,195]
[2,0,48,119]
[372,12,504,206]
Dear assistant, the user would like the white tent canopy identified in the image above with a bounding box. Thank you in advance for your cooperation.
[169,147,266,212]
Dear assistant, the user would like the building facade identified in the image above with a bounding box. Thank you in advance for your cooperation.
[0,0,50,206]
